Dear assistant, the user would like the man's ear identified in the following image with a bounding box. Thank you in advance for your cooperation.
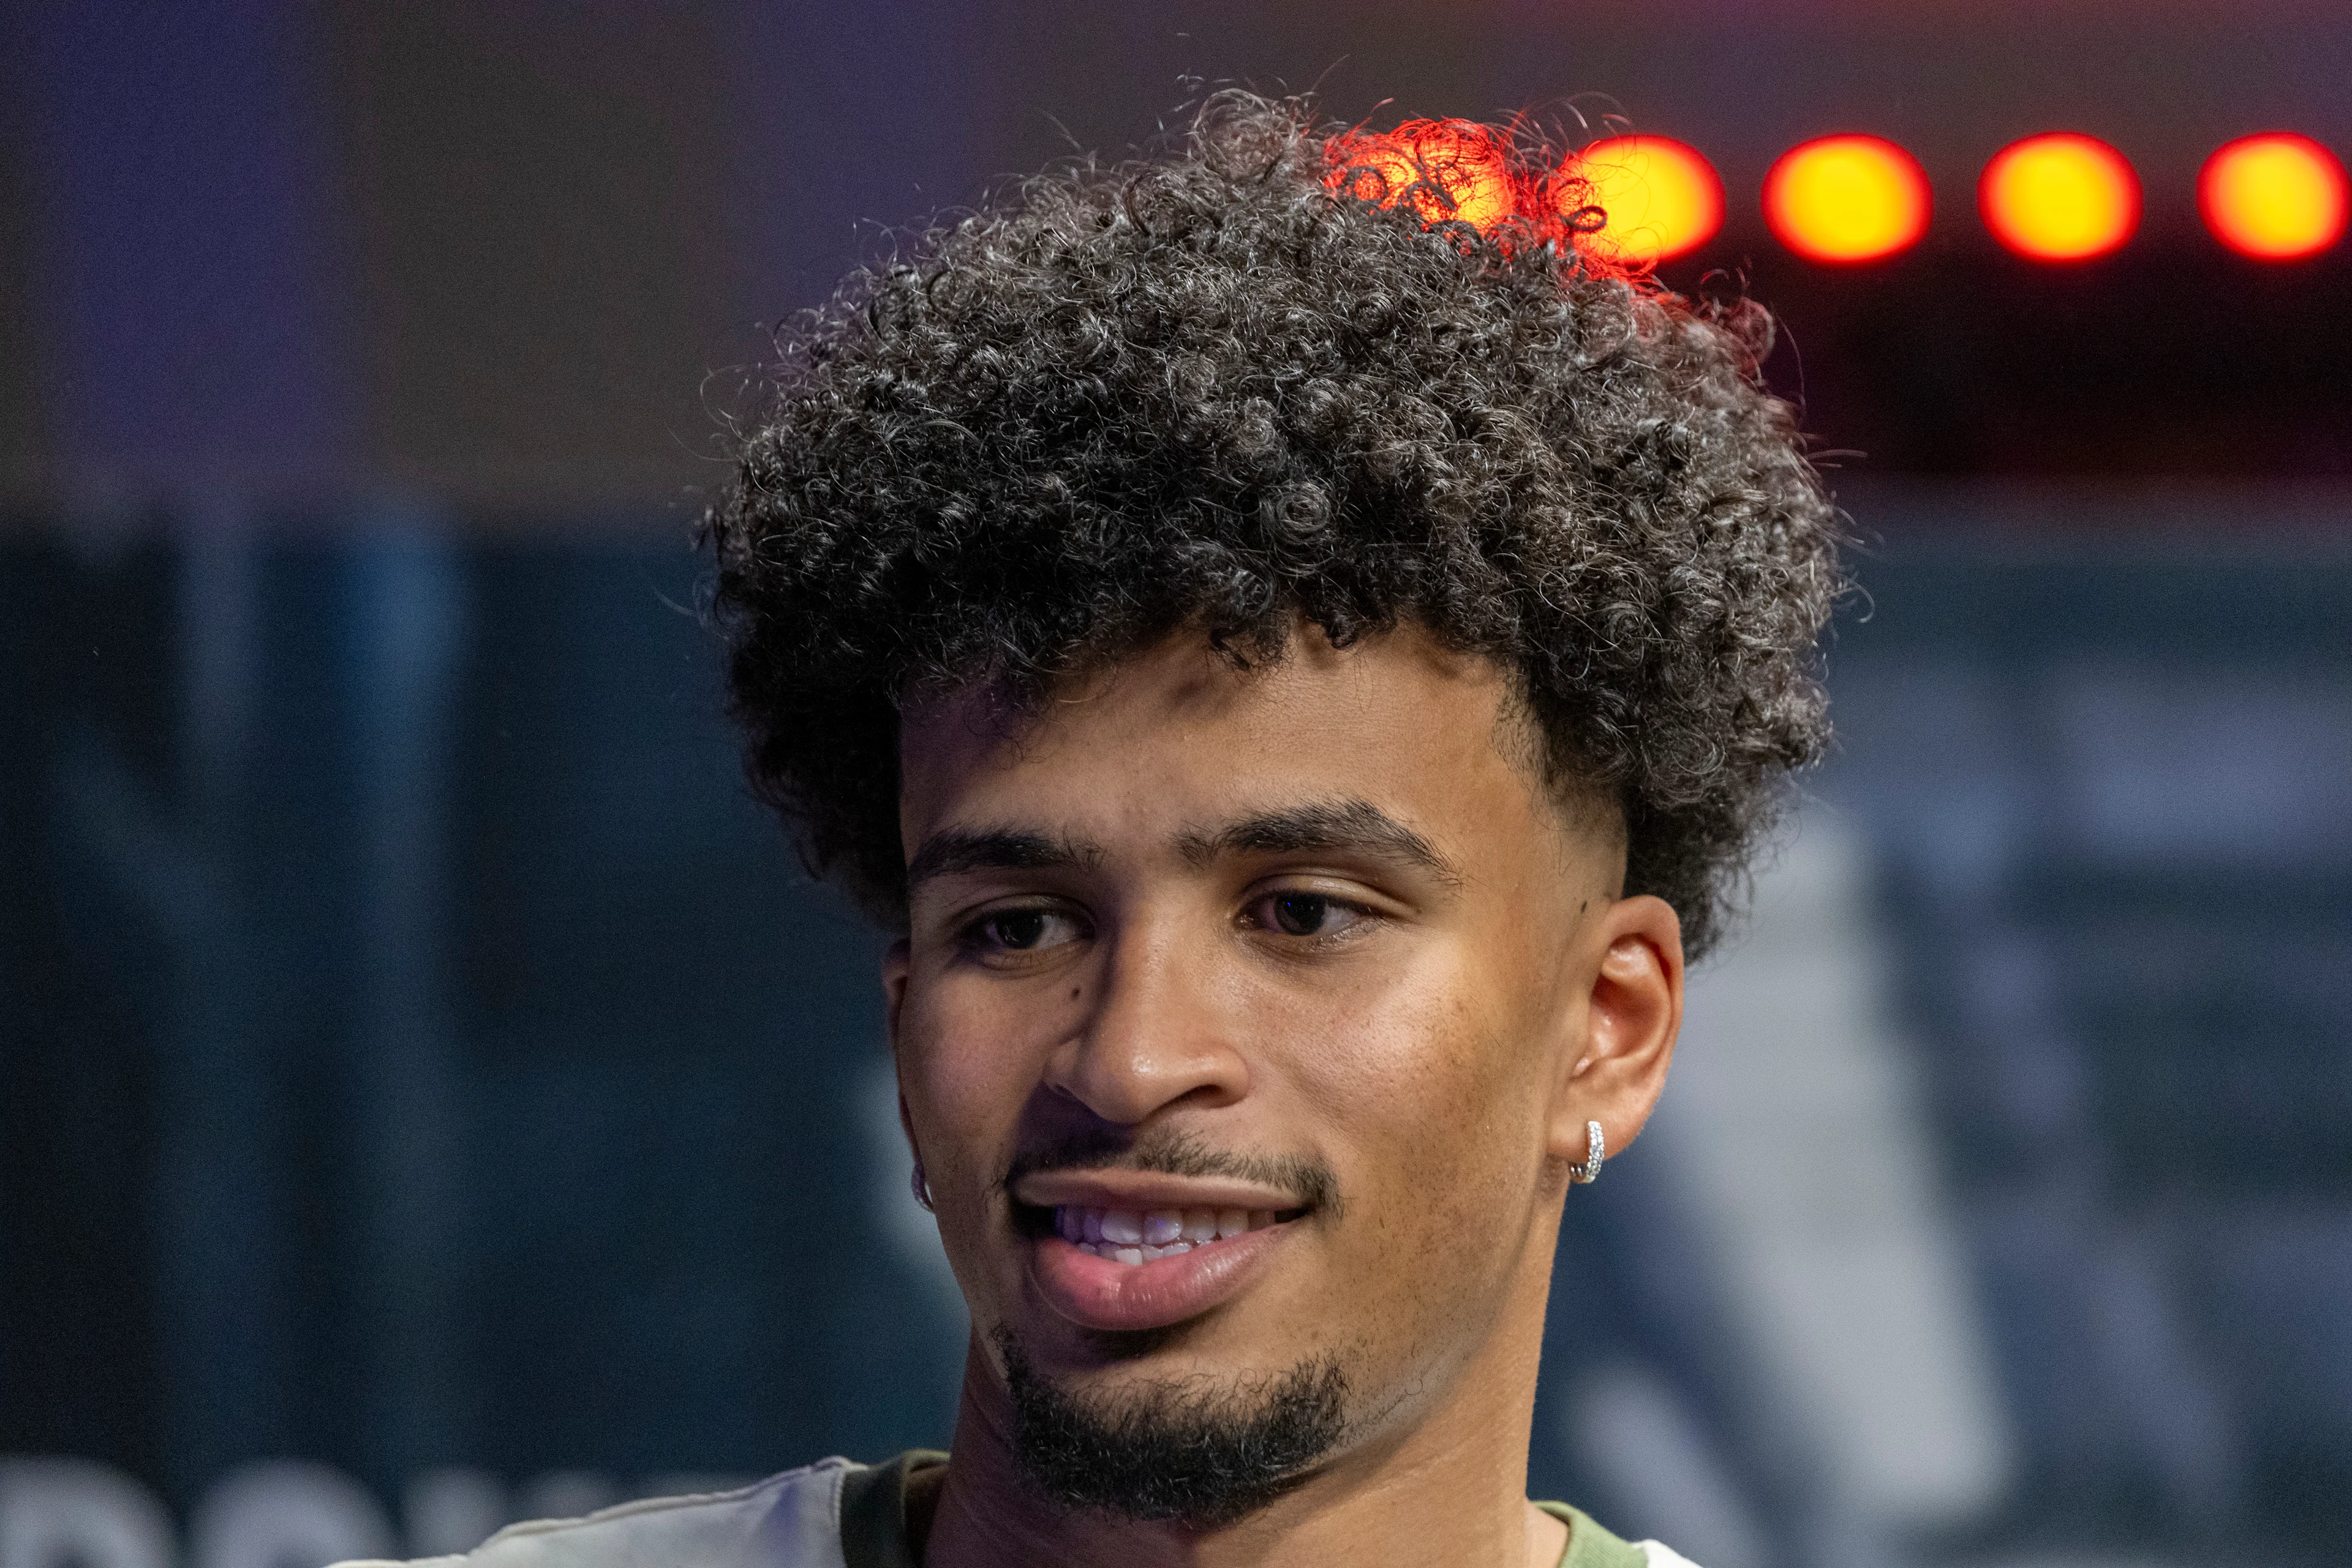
[1548,894,1684,1171]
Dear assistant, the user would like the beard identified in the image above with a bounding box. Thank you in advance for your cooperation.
[996,1326,1351,1528]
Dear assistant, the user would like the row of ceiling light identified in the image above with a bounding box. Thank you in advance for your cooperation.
[1569,132,2348,266]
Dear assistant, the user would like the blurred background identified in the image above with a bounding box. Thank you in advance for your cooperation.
[4,4,2349,1567]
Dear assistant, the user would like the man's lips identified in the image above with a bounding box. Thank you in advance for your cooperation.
[1011,1172,1314,1332]
[1028,1214,1298,1332]
[1011,1168,1304,1215]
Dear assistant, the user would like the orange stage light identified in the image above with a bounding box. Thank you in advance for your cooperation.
[2199,133,2348,260]
[1763,136,1931,263]
[1567,137,1723,263]
[1980,134,2139,261]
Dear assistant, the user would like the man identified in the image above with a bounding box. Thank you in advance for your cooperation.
[358,94,1838,1567]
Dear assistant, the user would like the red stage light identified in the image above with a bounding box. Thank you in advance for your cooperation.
[2201,134,2348,260]
[1327,120,1517,235]
[1764,136,1931,263]
[1567,137,1723,263]
[1980,134,2139,260]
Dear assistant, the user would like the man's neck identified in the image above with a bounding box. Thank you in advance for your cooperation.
[921,1315,1564,1568]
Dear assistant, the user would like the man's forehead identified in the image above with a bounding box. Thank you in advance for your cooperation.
[889,625,1618,883]
[899,623,1513,772]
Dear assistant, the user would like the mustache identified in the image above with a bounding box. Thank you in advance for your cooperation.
[1002,1128,1341,1216]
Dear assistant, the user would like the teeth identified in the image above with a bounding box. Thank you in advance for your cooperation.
[1055,1204,1291,1265]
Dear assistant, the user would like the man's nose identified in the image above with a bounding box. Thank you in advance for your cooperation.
[1042,918,1250,1125]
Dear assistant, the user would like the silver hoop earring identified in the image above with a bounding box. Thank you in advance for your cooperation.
[910,1158,935,1213]
[1567,1120,1605,1185]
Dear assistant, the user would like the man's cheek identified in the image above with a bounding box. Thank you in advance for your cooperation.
[1329,1031,1535,1248]
[905,998,1022,1130]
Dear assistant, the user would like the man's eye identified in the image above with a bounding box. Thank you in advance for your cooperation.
[969,908,1083,954]
[1248,891,1371,940]
[1272,894,1330,935]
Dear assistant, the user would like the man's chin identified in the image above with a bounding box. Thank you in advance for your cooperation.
[995,1327,1350,1528]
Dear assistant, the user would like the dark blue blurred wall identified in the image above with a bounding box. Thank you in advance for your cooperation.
[3,522,960,1517]
[1821,496,2352,1556]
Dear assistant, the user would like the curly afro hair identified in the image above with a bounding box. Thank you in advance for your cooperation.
[706,92,1842,959]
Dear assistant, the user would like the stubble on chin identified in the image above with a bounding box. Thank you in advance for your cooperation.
[994,1326,1351,1528]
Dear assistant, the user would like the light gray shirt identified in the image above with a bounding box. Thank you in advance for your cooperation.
[336,1454,1703,1568]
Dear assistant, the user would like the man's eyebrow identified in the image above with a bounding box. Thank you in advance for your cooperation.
[1177,798,1462,885]
[904,826,1101,888]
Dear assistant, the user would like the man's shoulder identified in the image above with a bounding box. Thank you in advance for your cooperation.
[333,1460,858,1568]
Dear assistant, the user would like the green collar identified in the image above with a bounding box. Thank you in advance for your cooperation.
[1538,1501,1648,1568]
[838,1451,944,1568]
